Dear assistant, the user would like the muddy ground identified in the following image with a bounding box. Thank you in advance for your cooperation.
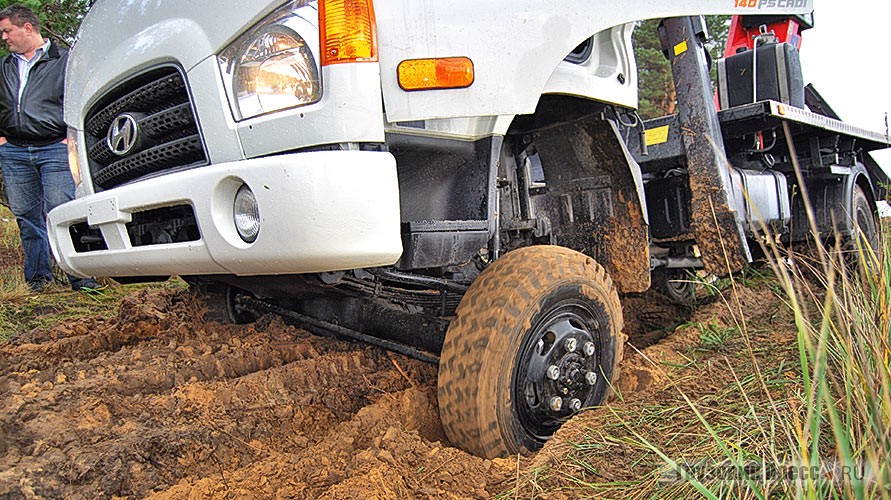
[0,280,789,499]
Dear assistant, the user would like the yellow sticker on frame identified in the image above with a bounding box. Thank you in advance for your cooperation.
[645,126,670,146]
[673,40,688,56]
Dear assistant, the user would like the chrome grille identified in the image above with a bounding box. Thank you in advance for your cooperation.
[85,67,208,190]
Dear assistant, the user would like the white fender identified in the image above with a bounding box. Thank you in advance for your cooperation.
[376,0,814,122]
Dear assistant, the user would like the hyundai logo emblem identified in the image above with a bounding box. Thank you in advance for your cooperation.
[107,114,139,156]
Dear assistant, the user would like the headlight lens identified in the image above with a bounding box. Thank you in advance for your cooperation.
[219,1,321,120]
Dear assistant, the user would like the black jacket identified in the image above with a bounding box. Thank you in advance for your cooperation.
[0,40,68,146]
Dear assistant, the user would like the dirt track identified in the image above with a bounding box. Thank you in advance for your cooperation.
[0,285,702,499]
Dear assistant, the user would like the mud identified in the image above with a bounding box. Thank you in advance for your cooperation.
[0,284,710,499]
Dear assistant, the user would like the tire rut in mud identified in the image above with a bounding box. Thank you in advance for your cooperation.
[1,288,515,499]
[1,285,698,499]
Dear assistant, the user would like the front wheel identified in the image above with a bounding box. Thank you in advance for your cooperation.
[437,246,625,458]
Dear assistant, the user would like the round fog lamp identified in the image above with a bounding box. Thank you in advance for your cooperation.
[234,184,260,242]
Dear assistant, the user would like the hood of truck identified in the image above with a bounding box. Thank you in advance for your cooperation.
[65,0,290,124]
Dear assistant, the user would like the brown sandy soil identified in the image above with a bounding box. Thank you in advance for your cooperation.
[0,280,785,499]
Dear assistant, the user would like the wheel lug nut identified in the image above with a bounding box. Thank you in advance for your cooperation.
[564,338,577,352]
[546,365,560,380]
[585,371,598,386]
[549,396,563,412]
[583,342,596,356]
[569,398,582,412]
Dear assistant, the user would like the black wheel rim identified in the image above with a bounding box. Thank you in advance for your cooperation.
[513,296,609,442]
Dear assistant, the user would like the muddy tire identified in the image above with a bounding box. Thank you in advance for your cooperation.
[437,245,624,458]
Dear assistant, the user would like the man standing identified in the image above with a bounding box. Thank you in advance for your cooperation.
[0,4,100,292]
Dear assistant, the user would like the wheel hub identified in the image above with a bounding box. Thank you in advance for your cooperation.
[533,324,597,410]
[516,306,605,439]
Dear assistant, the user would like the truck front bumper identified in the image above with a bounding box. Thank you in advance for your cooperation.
[48,150,403,278]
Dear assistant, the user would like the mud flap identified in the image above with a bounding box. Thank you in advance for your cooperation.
[598,121,652,293]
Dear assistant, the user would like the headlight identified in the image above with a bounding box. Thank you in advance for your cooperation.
[219,1,321,120]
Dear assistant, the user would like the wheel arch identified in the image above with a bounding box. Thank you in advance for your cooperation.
[791,163,879,243]
[847,163,878,234]
[504,95,650,293]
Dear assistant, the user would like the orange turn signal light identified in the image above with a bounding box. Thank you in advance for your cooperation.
[320,0,378,65]
[397,57,474,91]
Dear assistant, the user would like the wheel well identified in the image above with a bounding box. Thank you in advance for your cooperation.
[501,95,650,293]
[507,95,608,135]
[791,168,878,243]
[854,173,878,219]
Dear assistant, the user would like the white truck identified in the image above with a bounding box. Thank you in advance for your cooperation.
[48,0,888,458]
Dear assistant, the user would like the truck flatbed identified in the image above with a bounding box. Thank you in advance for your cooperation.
[719,100,890,153]
[635,99,891,191]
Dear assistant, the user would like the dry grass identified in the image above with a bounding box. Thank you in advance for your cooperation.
[505,230,891,500]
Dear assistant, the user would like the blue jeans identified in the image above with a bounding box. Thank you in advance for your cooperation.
[0,141,75,286]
